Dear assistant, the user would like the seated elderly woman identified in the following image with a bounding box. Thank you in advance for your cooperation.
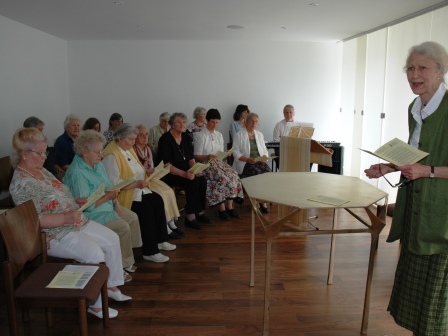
[9,127,131,319]
[232,112,271,213]
[148,112,170,161]
[133,124,183,239]
[54,114,81,172]
[193,109,244,220]
[186,107,207,140]
[63,130,143,276]
[103,124,176,263]
[82,117,101,132]
[158,112,209,230]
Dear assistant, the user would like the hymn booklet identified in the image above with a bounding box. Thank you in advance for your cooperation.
[107,175,136,191]
[146,161,171,181]
[360,137,429,166]
[188,162,210,174]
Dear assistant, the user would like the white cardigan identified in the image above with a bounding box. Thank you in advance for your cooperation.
[232,128,269,174]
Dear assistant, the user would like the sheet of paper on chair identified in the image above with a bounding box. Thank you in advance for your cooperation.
[307,195,349,206]
[359,137,429,166]
[47,265,99,289]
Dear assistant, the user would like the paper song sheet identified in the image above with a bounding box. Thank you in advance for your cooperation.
[359,137,428,166]
[307,195,349,207]
[47,265,99,289]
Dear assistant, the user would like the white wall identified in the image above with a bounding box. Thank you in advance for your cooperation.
[67,40,343,146]
[0,15,69,157]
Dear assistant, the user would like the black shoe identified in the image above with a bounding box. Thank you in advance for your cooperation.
[168,231,182,239]
[234,197,244,205]
[218,210,230,220]
[185,218,202,230]
[259,206,269,214]
[172,228,185,236]
[226,208,240,218]
[196,213,211,224]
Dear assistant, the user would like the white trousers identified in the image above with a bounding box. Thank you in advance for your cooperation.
[47,220,124,288]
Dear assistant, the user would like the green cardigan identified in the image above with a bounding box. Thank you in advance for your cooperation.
[387,92,448,255]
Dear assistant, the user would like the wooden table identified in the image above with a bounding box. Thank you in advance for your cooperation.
[242,172,388,336]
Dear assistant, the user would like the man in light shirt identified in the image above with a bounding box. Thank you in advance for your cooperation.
[273,104,295,142]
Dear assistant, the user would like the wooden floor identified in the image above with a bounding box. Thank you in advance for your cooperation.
[0,197,411,336]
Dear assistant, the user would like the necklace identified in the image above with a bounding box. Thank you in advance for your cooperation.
[17,165,48,185]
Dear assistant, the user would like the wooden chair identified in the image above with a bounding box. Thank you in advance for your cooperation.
[0,156,14,210]
[0,200,110,336]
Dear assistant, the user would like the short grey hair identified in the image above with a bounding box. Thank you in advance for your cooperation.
[246,112,259,123]
[405,41,448,83]
[283,104,294,112]
[169,113,187,127]
[23,116,44,128]
[192,107,206,119]
[113,123,138,141]
[63,114,81,129]
[74,130,106,155]
[135,124,147,132]
[11,128,47,166]
[159,112,170,121]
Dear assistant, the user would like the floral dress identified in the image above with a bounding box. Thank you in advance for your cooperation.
[193,128,244,207]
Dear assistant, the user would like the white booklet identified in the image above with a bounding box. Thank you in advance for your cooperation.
[188,162,210,174]
[78,184,105,212]
[146,161,171,181]
[47,265,99,289]
[360,137,429,166]
[107,175,136,191]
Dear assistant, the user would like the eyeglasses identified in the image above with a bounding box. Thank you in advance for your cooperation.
[28,150,49,157]
[91,149,103,155]
[379,164,410,188]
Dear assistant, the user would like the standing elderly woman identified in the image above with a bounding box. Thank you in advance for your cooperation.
[103,113,123,147]
[364,41,448,336]
[9,127,131,319]
[158,113,209,230]
[54,114,81,172]
[148,112,170,160]
[133,124,183,239]
[193,109,244,220]
[63,130,142,277]
[229,104,250,142]
[232,112,271,213]
[186,107,207,140]
[83,117,101,132]
[103,124,176,263]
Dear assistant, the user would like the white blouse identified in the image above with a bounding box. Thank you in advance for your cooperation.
[193,128,224,155]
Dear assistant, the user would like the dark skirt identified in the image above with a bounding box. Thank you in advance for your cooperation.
[388,194,448,336]
[241,161,271,178]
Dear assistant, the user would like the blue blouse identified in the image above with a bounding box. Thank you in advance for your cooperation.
[63,155,119,225]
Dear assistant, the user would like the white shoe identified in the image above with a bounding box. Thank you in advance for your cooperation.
[123,270,132,282]
[107,289,132,302]
[143,253,169,263]
[124,264,137,273]
[87,307,118,319]
[158,242,176,251]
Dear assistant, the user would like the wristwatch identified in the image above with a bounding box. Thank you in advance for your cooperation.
[429,166,435,179]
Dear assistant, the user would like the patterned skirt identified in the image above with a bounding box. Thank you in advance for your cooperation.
[203,159,244,207]
[388,200,448,335]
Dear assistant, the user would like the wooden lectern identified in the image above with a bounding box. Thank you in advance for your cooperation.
[278,136,333,225]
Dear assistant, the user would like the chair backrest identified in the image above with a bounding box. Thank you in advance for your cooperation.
[0,156,14,191]
[0,200,42,278]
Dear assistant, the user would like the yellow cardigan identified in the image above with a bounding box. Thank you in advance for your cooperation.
[103,141,148,209]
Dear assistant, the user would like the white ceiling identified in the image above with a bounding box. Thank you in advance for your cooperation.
[0,0,447,42]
